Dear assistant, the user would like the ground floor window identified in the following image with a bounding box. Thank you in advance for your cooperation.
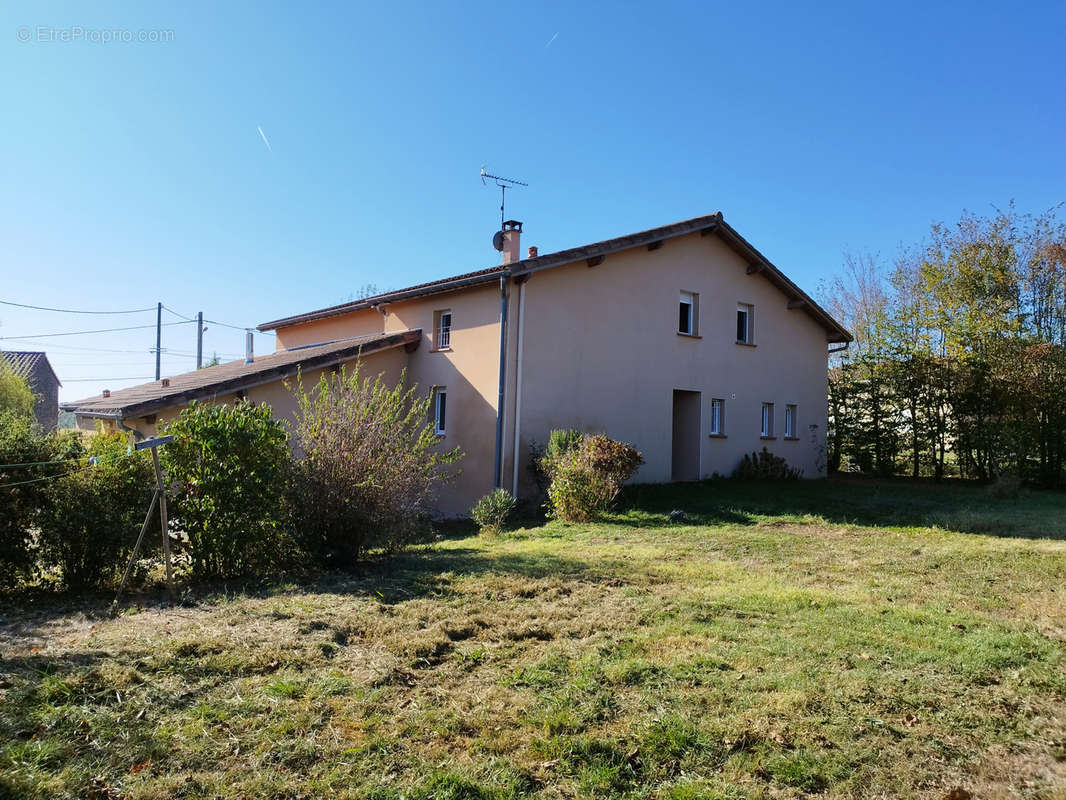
[785,404,797,438]
[710,398,724,435]
[434,388,447,435]
[761,402,774,437]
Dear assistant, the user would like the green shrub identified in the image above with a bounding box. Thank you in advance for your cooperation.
[162,402,298,580]
[546,428,583,461]
[37,431,155,590]
[0,412,80,589]
[290,365,462,565]
[471,488,516,534]
[0,363,34,418]
[730,448,802,480]
[544,433,643,522]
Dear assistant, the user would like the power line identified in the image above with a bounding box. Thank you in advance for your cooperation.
[0,321,193,340]
[161,305,196,322]
[0,299,156,315]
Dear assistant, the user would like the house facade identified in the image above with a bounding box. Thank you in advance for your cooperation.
[2,351,61,431]
[64,213,850,515]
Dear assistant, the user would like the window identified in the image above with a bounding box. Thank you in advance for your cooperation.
[434,388,447,435]
[785,404,797,438]
[737,303,754,344]
[710,398,724,435]
[761,402,774,437]
[435,310,452,350]
[679,291,698,335]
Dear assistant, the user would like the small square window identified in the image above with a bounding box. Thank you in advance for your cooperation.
[737,303,754,344]
[679,291,698,335]
[761,402,774,437]
[434,388,447,435]
[435,310,452,350]
[710,398,724,435]
[785,404,797,438]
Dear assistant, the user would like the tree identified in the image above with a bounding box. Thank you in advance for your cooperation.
[0,362,34,418]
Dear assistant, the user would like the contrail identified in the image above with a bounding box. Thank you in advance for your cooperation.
[545,31,558,48]
[257,126,272,153]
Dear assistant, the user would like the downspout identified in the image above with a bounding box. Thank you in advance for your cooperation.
[492,273,510,488]
[511,278,527,497]
[828,341,850,354]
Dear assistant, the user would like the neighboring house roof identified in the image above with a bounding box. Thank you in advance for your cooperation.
[257,212,852,343]
[61,329,421,420]
[1,350,61,387]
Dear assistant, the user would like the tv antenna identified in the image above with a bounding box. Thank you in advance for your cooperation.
[480,165,528,232]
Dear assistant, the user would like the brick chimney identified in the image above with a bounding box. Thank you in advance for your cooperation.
[528,246,538,259]
[102,389,110,398]
[502,220,522,265]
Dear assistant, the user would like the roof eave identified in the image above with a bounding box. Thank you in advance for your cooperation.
[62,330,421,419]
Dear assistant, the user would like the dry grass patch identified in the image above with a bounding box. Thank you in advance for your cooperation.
[2,478,1066,798]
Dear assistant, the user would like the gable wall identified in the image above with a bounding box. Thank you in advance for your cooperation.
[514,231,830,486]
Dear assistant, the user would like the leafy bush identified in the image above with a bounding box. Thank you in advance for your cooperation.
[0,363,34,417]
[731,448,802,480]
[162,401,298,580]
[37,431,155,590]
[471,488,516,534]
[290,365,462,565]
[544,433,643,522]
[0,412,80,589]
[546,428,583,462]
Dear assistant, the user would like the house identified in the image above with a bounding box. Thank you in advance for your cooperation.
[2,350,61,431]
[63,213,851,514]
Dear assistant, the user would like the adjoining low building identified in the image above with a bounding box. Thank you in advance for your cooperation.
[2,350,61,431]
[64,212,851,515]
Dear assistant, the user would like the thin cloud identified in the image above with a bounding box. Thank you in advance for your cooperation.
[545,31,559,48]
[257,125,273,153]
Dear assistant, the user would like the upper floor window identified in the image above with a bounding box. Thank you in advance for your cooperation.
[785,404,797,438]
[434,388,447,435]
[679,291,698,336]
[737,303,754,344]
[710,398,724,435]
[761,402,774,437]
[435,310,452,350]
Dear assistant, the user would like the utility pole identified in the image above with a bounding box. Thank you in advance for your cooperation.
[154,301,162,381]
[196,311,203,369]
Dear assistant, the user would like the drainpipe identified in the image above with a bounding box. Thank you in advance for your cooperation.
[828,341,850,354]
[511,278,527,497]
[493,273,510,488]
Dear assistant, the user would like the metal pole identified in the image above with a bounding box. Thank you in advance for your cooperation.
[493,274,509,488]
[196,311,203,369]
[151,448,173,596]
[155,302,162,380]
[111,489,159,609]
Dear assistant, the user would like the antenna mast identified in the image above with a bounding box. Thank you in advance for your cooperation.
[480,166,528,230]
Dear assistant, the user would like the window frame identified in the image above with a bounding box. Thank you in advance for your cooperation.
[433,388,447,435]
[761,401,775,438]
[736,303,754,344]
[434,309,452,351]
[785,404,797,439]
[678,291,699,336]
[709,397,725,436]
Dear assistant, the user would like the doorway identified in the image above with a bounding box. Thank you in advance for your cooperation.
[672,390,701,482]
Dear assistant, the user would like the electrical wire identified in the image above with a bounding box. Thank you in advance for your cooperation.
[0,299,156,315]
[0,321,193,340]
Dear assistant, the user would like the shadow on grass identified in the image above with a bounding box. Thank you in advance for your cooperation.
[0,545,602,638]
[612,476,1066,541]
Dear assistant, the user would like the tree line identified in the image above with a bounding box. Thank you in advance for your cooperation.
[822,203,1066,486]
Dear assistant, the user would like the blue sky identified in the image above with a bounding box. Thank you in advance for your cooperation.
[1,0,1064,401]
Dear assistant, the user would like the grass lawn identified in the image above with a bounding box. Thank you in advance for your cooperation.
[2,478,1066,799]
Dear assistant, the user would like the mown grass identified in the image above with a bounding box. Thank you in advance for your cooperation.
[2,478,1065,799]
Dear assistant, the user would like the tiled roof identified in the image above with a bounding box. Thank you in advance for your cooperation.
[61,329,420,419]
[256,213,851,343]
[1,350,60,386]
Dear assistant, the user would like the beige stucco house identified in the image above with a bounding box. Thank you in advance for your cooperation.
[64,213,850,515]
